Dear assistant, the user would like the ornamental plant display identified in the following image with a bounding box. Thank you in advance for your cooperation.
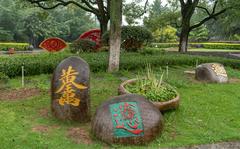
[79,29,101,50]
[125,66,177,102]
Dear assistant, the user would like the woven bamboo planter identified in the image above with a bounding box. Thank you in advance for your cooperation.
[118,79,180,111]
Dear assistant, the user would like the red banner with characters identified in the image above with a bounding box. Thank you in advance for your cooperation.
[39,37,67,52]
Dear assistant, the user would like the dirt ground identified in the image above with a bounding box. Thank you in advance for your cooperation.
[67,127,92,144]
[0,88,40,100]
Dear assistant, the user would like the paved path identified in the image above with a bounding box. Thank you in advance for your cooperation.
[181,51,240,59]
[0,49,44,55]
[164,141,240,149]
[229,53,240,58]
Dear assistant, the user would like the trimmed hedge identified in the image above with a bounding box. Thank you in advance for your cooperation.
[0,43,30,51]
[151,42,240,50]
[0,51,240,78]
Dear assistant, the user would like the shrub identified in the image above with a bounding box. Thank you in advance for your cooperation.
[150,43,179,48]
[70,39,96,53]
[102,26,153,52]
[189,25,209,42]
[121,26,152,51]
[0,72,9,89]
[0,72,9,81]
[198,43,240,50]
[150,42,240,50]
[152,25,178,42]
[139,47,165,55]
[0,43,29,51]
[0,51,240,78]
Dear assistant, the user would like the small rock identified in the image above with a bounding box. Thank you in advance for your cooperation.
[195,63,228,83]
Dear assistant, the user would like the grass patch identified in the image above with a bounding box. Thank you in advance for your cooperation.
[0,66,240,148]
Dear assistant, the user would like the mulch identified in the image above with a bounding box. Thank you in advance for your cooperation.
[67,127,92,144]
[0,88,41,101]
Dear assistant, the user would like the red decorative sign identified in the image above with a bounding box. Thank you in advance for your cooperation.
[79,29,101,49]
[110,101,144,137]
[39,37,67,52]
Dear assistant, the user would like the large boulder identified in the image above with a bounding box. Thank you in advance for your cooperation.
[91,94,164,145]
[195,63,228,83]
[51,56,90,122]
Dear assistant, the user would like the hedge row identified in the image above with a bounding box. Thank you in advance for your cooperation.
[0,43,30,51]
[151,42,240,50]
[1,51,240,78]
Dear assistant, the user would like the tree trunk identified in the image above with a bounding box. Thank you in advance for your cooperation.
[179,24,190,53]
[99,18,109,37]
[178,0,199,53]
[108,0,122,72]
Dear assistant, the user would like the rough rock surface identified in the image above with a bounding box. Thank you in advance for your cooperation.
[51,56,90,122]
[92,94,164,145]
[195,63,228,83]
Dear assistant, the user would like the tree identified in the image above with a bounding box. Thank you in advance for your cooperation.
[108,0,122,72]
[22,10,67,47]
[205,1,240,40]
[123,1,149,25]
[178,0,231,52]
[25,0,110,35]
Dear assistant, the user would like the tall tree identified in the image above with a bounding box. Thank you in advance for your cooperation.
[108,0,122,72]
[24,0,110,35]
[179,0,230,52]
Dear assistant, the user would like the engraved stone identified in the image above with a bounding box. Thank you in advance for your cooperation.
[51,56,90,122]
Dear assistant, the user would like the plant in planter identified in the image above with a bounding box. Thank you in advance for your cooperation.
[118,66,180,111]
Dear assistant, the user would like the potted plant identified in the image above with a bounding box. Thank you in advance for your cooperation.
[118,66,180,111]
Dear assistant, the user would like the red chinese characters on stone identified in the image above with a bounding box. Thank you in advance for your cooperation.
[79,29,101,49]
[40,37,67,52]
[110,102,144,137]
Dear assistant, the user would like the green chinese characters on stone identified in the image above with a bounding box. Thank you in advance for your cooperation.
[110,101,144,138]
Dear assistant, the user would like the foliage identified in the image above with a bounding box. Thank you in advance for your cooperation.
[206,1,240,40]
[152,25,178,42]
[0,72,9,88]
[189,25,209,42]
[230,34,240,41]
[0,43,29,51]
[0,0,96,45]
[143,0,181,32]
[123,2,147,25]
[102,26,152,51]
[150,42,240,50]
[0,27,14,42]
[103,26,152,52]
[70,39,96,53]
[1,51,240,78]
[126,65,177,102]
[0,72,9,81]
[139,47,165,55]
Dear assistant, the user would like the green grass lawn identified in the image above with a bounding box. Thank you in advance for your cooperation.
[0,66,240,149]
